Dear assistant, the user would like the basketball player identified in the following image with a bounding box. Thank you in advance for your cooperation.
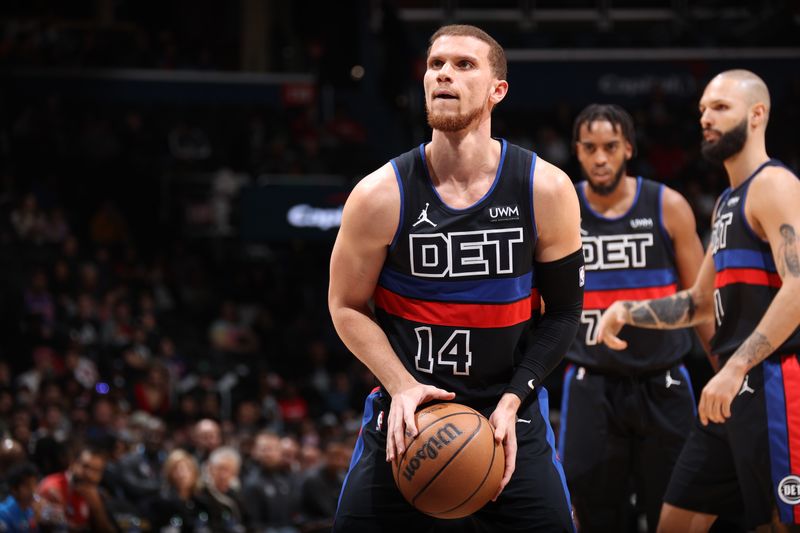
[329,25,583,532]
[560,104,716,532]
[597,70,800,530]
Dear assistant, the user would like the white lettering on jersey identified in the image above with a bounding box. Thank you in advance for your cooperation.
[581,233,654,271]
[711,212,734,254]
[410,228,524,278]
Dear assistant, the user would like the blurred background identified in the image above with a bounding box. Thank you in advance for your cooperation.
[0,1,798,531]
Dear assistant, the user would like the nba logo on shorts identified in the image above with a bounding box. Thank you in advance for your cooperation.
[777,475,800,505]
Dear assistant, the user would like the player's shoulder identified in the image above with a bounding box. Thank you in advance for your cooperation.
[750,163,799,192]
[532,156,574,199]
[347,162,400,212]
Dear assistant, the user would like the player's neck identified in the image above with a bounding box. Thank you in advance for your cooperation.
[723,139,770,189]
[427,121,499,185]
[583,175,637,217]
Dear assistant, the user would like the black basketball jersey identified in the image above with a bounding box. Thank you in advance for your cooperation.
[710,159,800,359]
[373,140,539,409]
[566,177,691,373]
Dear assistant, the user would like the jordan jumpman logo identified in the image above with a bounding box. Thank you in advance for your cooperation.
[739,374,755,395]
[413,202,437,227]
[665,370,682,389]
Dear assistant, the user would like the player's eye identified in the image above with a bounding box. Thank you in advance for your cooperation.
[458,60,474,69]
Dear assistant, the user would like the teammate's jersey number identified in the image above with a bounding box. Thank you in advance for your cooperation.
[581,310,603,346]
[414,327,472,376]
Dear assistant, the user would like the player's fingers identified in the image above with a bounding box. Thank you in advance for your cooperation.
[604,333,628,351]
[697,393,709,426]
[402,408,417,444]
[493,430,517,501]
[427,387,456,402]
[386,408,402,462]
[720,398,732,422]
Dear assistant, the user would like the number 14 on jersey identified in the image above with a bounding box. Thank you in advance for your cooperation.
[414,327,473,376]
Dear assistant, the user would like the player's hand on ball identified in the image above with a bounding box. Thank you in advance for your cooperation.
[698,360,746,425]
[488,393,520,501]
[386,383,455,463]
[597,301,630,350]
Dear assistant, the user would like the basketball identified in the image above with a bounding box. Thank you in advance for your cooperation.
[391,402,505,519]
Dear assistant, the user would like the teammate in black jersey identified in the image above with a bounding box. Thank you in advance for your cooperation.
[329,25,583,532]
[560,104,715,532]
[598,71,800,530]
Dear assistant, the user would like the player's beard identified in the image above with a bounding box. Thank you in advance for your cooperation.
[426,101,483,132]
[584,163,626,196]
[701,118,748,165]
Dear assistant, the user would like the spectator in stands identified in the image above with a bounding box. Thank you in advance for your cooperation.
[190,418,222,464]
[0,462,39,532]
[36,444,116,532]
[10,193,47,244]
[209,300,260,357]
[299,439,351,532]
[131,362,171,417]
[0,439,27,501]
[145,449,208,532]
[242,431,299,533]
[199,446,249,532]
[118,415,167,501]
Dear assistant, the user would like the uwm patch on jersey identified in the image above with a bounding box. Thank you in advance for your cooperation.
[566,177,691,373]
[373,140,539,406]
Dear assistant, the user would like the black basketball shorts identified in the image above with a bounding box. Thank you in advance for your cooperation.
[558,362,696,532]
[665,353,800,528]
[333,386,575,533]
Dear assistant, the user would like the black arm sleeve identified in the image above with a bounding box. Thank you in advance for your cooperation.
[504,248,584,402]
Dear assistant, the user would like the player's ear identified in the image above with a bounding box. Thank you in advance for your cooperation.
[750,102,768,128]
[489,79,508,106]
[624,140,634,161]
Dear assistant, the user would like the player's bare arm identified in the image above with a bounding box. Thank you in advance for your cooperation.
[699,167,800,425]
[596,249,716,350]
[328,164,454,463]
[489,159,583,500]
[662,186,719,369]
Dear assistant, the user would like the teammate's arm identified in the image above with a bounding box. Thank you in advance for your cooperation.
[596,247,717,349]
[662,187,720,371]
[489,160,583,500]
[328,164,454,463]
[698,168,800,425]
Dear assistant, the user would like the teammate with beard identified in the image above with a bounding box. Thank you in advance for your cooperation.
[329,24,582,532]
[597,70,800,530]
[559,104,715,532]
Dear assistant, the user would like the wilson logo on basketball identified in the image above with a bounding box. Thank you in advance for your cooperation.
[402,423,464,481]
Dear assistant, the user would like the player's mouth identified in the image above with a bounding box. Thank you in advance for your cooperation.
[703,129,720,142]
[433,90,458,100]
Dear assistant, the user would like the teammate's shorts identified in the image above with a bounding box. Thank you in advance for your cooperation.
[558,362,695,532]
[665,353,800,528]
[333,386,575,533]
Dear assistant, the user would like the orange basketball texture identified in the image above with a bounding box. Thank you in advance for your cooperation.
[390,402,505,519]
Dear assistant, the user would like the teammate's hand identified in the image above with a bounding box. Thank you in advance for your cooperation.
[489,393,520,501]
[697,360,747,425]
[596,301,630,350]
[386,383,455,463]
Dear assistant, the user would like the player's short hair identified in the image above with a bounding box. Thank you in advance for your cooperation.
[428,25,507,81]
[572,104,637,156]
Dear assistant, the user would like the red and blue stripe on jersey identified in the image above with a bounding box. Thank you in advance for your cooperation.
[713,248,781,289]
[375,268,539,329]
[583,267,677,310]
